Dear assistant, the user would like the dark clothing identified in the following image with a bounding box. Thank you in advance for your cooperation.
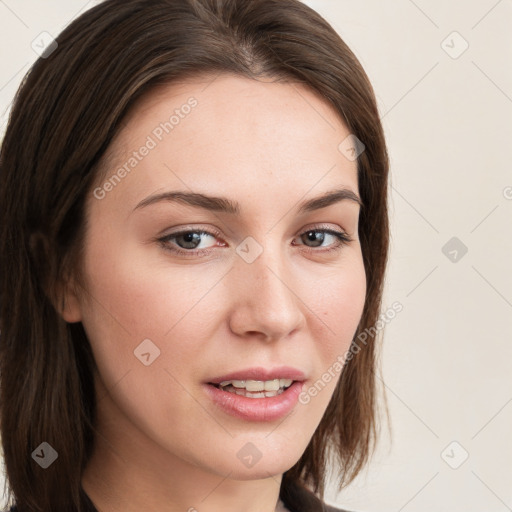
[6,478,352,511]
[280,478,351,512]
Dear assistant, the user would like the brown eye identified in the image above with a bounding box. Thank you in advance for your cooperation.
[294,228,352,251]
[157,228,221,257]
[301,230,326,247]
[171,231,211,250]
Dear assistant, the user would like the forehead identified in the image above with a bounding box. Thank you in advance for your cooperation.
[93,73,359,214]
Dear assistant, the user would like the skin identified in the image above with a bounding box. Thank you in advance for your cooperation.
[62,74,366,512]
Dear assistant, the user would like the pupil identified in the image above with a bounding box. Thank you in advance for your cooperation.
[180,233,200,248]
[305,231,324,247]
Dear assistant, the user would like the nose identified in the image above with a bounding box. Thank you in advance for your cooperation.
[227,242,306,342]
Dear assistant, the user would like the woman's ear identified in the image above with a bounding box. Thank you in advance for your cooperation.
[59,291,82,324]
[28,230,84,323]
[54,277,83,323]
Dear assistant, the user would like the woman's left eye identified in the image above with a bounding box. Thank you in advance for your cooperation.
[157,226,352,257]
[293,229,352,251]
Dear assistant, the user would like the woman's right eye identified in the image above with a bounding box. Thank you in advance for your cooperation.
[157,229,221,257]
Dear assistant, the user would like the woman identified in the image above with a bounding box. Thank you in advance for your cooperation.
[0,0,389,511]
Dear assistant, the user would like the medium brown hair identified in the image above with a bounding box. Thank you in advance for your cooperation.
[0,1,389,510]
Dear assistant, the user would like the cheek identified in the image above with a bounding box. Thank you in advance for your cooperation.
[314,255,367,358]
[78,234,229,383]
[80,224,217,332]
[77,240,223,445]
[296,253,366,408]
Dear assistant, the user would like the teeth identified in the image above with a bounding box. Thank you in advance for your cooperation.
[246,380,265,392]
[226,387,287,398]
[215,378,294,398]
[263,380,279,391]
[218,378,293,391]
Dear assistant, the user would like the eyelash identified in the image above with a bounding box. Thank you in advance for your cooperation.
[156,225,353,258]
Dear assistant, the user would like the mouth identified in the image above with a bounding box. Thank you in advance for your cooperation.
[208,378,295,398]
[204,367,306,421]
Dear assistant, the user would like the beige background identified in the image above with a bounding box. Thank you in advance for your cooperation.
[1,1,511,510]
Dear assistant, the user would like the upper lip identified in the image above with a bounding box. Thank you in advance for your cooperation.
[208,366,306,385]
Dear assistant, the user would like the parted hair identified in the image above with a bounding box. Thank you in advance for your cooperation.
[0,1,389,510]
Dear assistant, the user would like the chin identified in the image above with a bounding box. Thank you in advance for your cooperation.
[207,440,305,481]
[224,461,296,481]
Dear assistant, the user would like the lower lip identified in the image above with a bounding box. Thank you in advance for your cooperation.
[203,381,305,422]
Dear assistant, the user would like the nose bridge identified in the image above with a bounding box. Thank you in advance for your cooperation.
[229,235,305,339]
[248,248,290,301]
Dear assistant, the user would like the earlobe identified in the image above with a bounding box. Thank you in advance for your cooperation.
[60,293,82,323]
[55,282,83,323]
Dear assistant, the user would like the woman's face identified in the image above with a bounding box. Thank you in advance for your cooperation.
[66,74,366,482]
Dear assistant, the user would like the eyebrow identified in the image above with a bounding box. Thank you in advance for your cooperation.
[133,187,362,215]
